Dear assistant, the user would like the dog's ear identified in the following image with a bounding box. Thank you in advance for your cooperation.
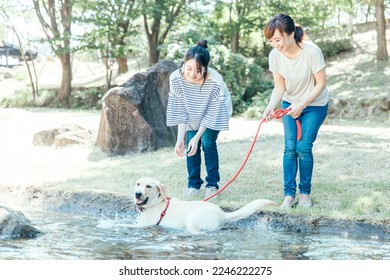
[156,181,168,200]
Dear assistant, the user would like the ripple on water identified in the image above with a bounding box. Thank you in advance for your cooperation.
[0,210,389,260]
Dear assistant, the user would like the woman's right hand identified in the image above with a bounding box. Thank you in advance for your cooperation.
[262,107,275,122]
[174,140,185,157]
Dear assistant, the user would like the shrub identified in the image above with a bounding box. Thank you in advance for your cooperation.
[316,38,353,59]
[0,89,37,108]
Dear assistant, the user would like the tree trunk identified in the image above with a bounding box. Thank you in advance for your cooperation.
[347,14,354,36]
[148,35,159,66]
[116,57,128,74]
[232,30,239,53]
[375,0,388,61]
[16,36,38,100]
[142,0,185,66]
[33,0,74,106]
[57,53,72,106]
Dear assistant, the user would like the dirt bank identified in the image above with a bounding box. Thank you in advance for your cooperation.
[1,185,389,241]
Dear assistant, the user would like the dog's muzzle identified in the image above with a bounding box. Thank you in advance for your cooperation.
[135,192,143,199]
[135,192,148,207]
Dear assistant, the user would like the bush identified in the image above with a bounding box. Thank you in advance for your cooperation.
[316,38,353,59]
[70,87,104,109]
[0,89,39,108]
[0,87,104,109]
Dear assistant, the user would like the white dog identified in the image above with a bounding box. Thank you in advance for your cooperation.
[133,177,278,234]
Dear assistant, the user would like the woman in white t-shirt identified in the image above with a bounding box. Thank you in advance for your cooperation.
[262,14,329,208]
[166,40,232,199]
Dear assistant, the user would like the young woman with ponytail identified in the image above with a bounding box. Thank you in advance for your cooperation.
[262,14,329,208]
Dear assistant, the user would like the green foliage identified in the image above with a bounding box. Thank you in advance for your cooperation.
[242,81,274,119]
[210,45,269,114]
[316,38,354,59]
[0,87,104,110]
[70,87,104,110]
[0,89,36,108]
[75,0,141,59]
[0,88,54,108]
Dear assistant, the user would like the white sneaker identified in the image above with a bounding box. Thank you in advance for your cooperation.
[298,194,312,208]
[205,186,219,200]
[186,188,201,197]
[280,196,295,209]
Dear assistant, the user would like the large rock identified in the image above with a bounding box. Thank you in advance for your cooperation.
[0,205,42,239]
[96,60,179,156]
[32,124,94,147]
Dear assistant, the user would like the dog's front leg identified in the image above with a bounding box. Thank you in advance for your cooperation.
[185,221,203,234]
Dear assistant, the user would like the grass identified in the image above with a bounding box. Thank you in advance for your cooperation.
[0,108,389,223]
[327,57,390,100]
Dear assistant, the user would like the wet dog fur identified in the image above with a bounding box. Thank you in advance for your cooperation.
[133,177,278,234]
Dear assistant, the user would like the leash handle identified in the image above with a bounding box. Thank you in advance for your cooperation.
[273,109,301,141]
[273,108,290,119]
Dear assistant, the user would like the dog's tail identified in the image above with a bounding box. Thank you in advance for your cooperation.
[224,199,278,223]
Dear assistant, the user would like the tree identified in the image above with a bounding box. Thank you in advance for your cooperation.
[225,0,261,53]
[33,0,73,106]
[77,0,139,88]
[142,0,186,65]
[0,3,39,100]
[374,0,388,60]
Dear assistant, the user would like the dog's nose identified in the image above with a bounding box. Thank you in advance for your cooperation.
[135,192,142,199]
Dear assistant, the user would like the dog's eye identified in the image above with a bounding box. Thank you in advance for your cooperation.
[137,183,140,186]
[146,185,152,188]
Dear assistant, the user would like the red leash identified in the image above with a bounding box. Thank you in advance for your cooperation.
[273,109,302,141]
[203,109,301,201]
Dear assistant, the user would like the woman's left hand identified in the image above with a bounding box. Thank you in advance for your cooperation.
[287,101,305,119]
[187,137,200,157]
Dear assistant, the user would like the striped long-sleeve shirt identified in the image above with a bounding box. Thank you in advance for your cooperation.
[166,68,232,131]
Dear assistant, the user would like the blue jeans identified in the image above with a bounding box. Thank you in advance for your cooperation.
[282,101,328,197]
[186,129,220,189]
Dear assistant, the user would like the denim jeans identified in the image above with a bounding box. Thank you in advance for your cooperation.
[186,129,220,189]
[282,101,328,197]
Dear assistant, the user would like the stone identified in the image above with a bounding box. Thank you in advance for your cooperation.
[32,129,56,146]
[33,124,94,147]
[54,129,94,147]
[3,71,12,79]
[0,205,42,239]
[96,59,179,156]
[377,97,389,111]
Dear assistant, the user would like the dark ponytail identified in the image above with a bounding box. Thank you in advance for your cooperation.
[264,14,306,46]
[294,25,305,43]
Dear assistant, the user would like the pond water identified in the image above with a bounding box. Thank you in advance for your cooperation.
[1,209,390,260]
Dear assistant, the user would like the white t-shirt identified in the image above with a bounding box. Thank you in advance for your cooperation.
[269,41,329,106]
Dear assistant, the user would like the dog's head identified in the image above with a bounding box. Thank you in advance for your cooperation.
[134,177,168,209]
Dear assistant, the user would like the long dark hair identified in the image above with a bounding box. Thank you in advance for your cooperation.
[180,40,210,83]
[263,14,306,47]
